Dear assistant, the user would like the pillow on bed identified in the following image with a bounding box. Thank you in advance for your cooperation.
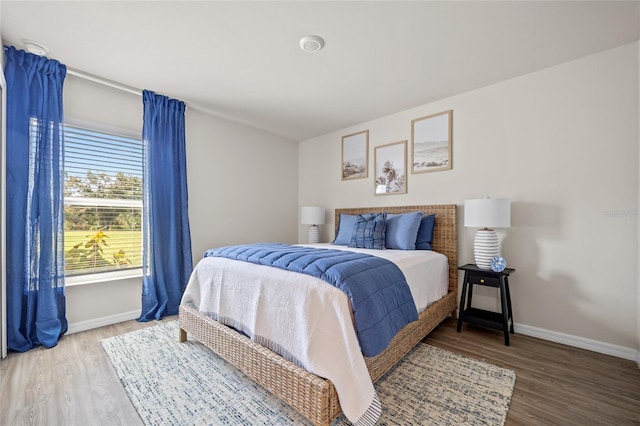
[385,211,423,250]
[415,213,436,250]
[348,213,387,250]
[332,213,374,245]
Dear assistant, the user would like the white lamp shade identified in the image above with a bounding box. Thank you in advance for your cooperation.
[464,198,511,229]
[301,206,325,225]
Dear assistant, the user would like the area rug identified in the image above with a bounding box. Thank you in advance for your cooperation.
[101,321,515,425]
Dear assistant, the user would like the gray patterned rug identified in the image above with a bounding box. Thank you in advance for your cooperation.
[101,321,515,425]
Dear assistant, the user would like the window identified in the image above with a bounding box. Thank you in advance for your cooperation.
[63,124,143,277]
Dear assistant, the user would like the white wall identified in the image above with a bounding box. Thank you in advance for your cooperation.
[185,109,299,259]
[63,76,299,329]
[299,43,639,351]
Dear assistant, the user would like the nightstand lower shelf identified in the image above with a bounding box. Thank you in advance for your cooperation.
[460,307,512,332]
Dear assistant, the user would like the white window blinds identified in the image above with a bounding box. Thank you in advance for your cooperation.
[63,125,143,276]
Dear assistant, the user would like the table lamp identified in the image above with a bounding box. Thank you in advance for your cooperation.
[301,206,325,243]
[464,198,511,269]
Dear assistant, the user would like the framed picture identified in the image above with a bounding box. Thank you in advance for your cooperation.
[341,130,369,180]
[374,140,407,195]
[411,110,452,173]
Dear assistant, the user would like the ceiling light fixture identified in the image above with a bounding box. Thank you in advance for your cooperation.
[299,35,325,53]
[22,39,49,56]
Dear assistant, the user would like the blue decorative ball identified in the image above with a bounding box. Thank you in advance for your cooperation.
[490,256,507,272]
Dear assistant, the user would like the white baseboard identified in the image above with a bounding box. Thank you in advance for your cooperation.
[67,310,140,335]
[65,310,640,366]
[515,322,638,362]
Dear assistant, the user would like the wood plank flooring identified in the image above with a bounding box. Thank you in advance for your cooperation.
[1,317,639,425]
[0,318,161,426]
[428,319,640,426]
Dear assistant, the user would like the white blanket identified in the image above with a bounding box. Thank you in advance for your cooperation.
[181,255,380,424]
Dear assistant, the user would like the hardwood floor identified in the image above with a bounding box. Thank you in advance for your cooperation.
[427,319,640,426]
[1,317,639,425]
[0,318,161,426]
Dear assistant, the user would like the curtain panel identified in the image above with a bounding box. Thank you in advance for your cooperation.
[4,46,67,351]
[139,90,193,321]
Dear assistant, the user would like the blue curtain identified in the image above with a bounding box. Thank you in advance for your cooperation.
[4,46,67,351]
[139,90,193,321]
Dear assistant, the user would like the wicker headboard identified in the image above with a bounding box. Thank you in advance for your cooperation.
[334,205,458,294]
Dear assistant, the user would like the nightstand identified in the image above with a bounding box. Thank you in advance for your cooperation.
[457,263,515,345]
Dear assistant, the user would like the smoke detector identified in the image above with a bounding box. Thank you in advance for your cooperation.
[22,39,49,56]
[299,35,325,53]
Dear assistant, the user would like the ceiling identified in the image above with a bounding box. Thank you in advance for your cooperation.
[2,1,639,141]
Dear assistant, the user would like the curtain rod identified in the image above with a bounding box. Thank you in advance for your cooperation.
[65,66,285,139]
[67,68,142,97]
[66,67,213,114]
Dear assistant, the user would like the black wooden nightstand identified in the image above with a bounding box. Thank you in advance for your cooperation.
[457,263,515,345]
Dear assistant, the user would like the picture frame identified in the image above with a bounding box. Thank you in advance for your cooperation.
[411,110,452,173]
[374,140,407,195]
[341,130,369,180]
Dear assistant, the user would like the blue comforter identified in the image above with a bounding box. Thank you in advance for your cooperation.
[204,243,418,357]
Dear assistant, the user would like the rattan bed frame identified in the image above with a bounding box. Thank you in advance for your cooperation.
[178,204,457,425]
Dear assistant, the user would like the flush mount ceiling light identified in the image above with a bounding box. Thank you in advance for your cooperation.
[299,35,325,53]
[22,39,49,56]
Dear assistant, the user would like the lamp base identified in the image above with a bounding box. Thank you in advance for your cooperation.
[308,225,320,244]
[474,228,499,269]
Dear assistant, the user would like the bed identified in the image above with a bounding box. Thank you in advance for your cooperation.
[178,204,458,425]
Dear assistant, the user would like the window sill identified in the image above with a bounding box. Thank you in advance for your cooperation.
[65,268,143,287]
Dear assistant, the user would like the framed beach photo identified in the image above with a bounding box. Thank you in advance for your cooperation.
[341,130,369,180]
[374,140,407,195]
[411,110,452,173]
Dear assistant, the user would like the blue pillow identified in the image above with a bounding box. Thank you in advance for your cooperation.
[415,214,436,250]
[332,213,374,245]
[348,213,387,250]
[385,212,423,250]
